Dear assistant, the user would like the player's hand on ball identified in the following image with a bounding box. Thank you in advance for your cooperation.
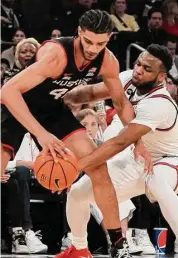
[37,132,69,162]
[134,140,153,174]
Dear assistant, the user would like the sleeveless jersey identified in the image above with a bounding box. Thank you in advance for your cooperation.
[23,37,105,115]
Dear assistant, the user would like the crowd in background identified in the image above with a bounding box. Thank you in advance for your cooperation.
[1,0,178,255]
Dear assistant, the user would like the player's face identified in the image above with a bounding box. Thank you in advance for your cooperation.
[132,52,165,89]
[17,43,37,67]
[78,27,111,61]
[80,114,99,139]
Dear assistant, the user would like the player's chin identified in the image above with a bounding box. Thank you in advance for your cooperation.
[84,54,96,61]
[132,78,140,86]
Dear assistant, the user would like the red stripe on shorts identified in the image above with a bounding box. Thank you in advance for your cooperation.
[62,128,86,142]
[2,143,15,159]
[154,162,178,191]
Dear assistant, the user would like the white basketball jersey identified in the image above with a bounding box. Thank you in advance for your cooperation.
[119,70,178,162]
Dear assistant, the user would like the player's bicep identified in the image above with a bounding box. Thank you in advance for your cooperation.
[2,43,67,94]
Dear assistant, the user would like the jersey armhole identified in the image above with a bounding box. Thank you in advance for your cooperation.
[98,48,107,76]
[36,40,68,79]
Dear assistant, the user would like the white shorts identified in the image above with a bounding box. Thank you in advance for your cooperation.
[107,151,178,202]
[72,152,178,205]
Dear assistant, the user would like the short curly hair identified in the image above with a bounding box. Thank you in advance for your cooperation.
[147,44,173,72]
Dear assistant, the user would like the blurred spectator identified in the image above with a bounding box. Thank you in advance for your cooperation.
[1,58,10,83]
[3,38,40,85]
[166,74,178,104]
[2,134,48,254]
[1,28,26,69]
[76,108,103,145]
[162,0,178,37]
[15,38,40,69]
[137,7,166,48]
[52,0,97,36]
[51,28,62,39]
[165,40,178,79]
[1,0,20,41]
[20,0,52,42]
[110,0,139,32]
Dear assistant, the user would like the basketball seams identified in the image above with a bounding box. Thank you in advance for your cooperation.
[49,161,55,190]
[66,160,78,174]
[35,160,53,178]
[58,162,68,188]
[34,152,78,191]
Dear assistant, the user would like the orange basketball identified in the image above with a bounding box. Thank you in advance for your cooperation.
[34,150,79,192]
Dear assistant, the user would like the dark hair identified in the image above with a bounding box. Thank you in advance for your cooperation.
[1,58,10,68]
[146,44,173,72]
[13,28,26,37]
[79,9,114,34]
[148,7,164,20]
[164,39,177,46]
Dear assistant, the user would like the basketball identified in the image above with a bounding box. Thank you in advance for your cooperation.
[34,150,79,192]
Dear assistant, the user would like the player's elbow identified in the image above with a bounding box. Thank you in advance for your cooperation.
[1,83,19,104]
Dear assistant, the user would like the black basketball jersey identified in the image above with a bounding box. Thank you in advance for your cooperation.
[23,37,105,115]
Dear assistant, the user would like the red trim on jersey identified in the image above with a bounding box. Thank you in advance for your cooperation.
[2,143,15,159]
[124,79,132,91]
[73,38,92,72]
[149,94,178,131]
[62,128,86,142]
[98,48,106,76]
[130,85,165,106]
[35,40,68,80]
[154,162,178,191]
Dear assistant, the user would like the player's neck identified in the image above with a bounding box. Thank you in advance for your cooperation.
[74,38,90,68]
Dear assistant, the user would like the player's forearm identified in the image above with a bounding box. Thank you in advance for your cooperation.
[115,97,135,126]
[64,85,94,104]
[79,132,130,171]
[1,87,47,137]
[65,82,109,104]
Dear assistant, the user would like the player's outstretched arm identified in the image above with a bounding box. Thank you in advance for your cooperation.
[1,42,68,161]
[63,82,110,105]
[79,123,151,172]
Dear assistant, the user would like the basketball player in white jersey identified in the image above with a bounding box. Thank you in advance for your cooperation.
[58,44,178,258]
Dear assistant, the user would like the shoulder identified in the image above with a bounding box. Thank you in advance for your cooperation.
[1,46,14,56]
[124,14,134,20]
[119,70,133,86]
[138,94,175,115]
[36,40,67,62]
[100,48,119,76]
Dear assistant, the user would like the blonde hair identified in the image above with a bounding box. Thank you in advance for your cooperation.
[15,38,41,67]
[76,108,99,123]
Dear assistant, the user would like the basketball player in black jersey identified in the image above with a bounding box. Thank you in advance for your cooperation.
[1,9,151,257]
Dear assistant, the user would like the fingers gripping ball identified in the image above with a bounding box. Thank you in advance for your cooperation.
[34,150,79,191]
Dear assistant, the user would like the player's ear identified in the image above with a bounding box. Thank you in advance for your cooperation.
[158,72,166,84]
[78,26,82,37]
